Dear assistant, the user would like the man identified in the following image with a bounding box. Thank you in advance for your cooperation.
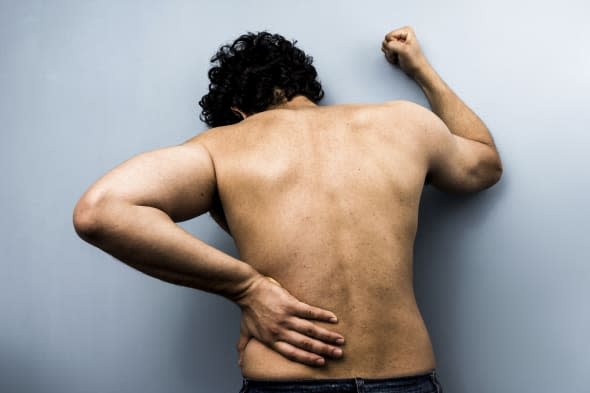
[73,26,502,393]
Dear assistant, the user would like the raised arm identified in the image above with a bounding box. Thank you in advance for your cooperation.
[382,26,503,193]
[72,131,345,367]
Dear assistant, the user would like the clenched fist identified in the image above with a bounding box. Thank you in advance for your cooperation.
[381,25,430,78]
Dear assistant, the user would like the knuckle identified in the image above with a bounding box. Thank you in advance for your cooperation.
[277,317,289,327]
[285,301,299,314]
[268,325,281,339]
[300,339,312,350]
[320,332,332,342]
[285,349,299,361]
[319,343,331,353]
[325,332,337,342]
[282,316,295,329]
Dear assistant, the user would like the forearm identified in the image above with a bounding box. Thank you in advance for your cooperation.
[76,198,260,303]
[414,64,497,148]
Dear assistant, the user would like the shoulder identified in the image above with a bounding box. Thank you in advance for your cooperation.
[380,100,449,141]
[181,123,243,154]
[380,99,433,122]
[364,100,449,165]
[345,100,430,125]
[350,100,439,140]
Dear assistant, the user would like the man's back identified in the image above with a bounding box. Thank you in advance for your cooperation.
[73,26,502,389]
[197,100,436,378]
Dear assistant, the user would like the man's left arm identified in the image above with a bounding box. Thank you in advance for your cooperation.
[72,132,346,367]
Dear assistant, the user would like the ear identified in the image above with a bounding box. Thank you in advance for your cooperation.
[273,87,287,103]
[230,106,247,120]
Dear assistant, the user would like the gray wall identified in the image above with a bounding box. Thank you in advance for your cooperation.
[1,1,588,392]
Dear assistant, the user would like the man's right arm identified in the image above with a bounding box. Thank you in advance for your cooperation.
[382,26,503,193]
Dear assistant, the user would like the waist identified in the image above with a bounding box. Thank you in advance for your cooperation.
[239,307,436,380]
[240,369,442,392]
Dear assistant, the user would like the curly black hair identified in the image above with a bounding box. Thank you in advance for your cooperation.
[198,31,324,127]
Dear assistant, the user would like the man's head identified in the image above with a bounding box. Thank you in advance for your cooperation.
[198,31,324,127]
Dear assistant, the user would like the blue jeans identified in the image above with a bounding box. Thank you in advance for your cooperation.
[239,369,443,393]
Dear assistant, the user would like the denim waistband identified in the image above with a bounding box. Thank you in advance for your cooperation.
[240,369,442,393]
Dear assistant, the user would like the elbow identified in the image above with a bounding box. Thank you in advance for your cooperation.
[73,201,99,239]
[72,189,109,239]
[479,160,503,190]
[477,145,503,189]
[493,162,503,183]
[489,153,504,184]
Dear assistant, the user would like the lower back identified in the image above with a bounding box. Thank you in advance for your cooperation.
[239,249,437,379]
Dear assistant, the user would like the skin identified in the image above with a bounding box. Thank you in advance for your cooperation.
[73,26,502,379]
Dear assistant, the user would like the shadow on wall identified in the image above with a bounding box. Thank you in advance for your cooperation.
[173,228,244,392]
[0,339,81,393]
[413,177,507,389]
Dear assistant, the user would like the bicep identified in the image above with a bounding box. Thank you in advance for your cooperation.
[79,138,217,222]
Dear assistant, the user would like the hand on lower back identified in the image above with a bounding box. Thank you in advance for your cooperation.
[235,275,345,367]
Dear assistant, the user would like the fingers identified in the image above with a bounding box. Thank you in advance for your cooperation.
[381,25,425,73]
[236,331,250,367]
[382,25,414,58]
[292,301,339,322]
[237,330,251,353]
[385,25,415,42]
[287,317,345,345]
[382,35,405,52]
[381,40,400,65]
[273,340,328,367]
[381,34,403,63]
[281,329,343,359]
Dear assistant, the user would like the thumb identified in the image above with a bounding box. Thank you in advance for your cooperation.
[264,275,283,287]
[237,325,251,366]
[384,38,405,53]
[237,329,251,351]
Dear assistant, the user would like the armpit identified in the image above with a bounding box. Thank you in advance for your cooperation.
[209,190,232,236]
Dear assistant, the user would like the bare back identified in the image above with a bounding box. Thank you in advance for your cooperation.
[198,101,436,379]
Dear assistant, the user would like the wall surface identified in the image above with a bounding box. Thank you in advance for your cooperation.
[1,1,589,392]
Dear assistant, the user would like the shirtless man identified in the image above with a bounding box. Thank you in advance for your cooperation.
[73,26,502,392]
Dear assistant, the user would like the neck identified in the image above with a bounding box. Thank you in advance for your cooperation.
[234,95,318,122]
[270,95,318,110]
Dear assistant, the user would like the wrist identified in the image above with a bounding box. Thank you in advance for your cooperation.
[232,269,265,308]
[412,61,438,89]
